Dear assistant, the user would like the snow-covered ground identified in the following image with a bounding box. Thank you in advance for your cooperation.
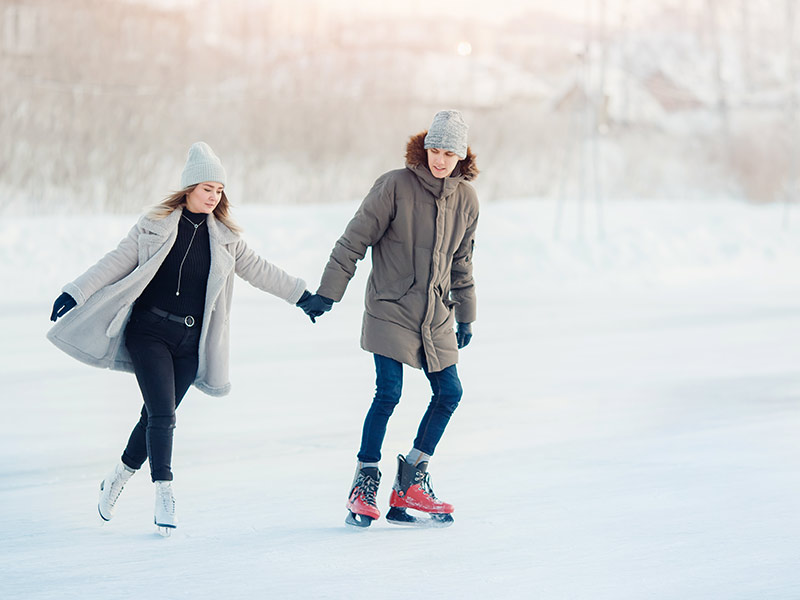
[1,198,800,599]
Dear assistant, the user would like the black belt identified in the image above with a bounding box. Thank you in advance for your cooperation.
[143,305,197,328]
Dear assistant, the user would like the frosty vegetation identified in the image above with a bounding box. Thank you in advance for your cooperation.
[1,0,798,213]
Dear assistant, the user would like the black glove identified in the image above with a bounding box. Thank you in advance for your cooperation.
[296,291,334,323]
[50,292,77,322]
[456,322,472,349]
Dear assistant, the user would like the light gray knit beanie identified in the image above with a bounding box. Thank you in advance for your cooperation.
[424,110,469,159]
[180,141,226,188]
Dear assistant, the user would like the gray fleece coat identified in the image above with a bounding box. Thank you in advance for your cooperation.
[317,132,479,373]
[47,208,306,396]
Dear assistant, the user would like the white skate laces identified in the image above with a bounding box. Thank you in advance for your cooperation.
[98,462,135,521]
[154,480,177,535]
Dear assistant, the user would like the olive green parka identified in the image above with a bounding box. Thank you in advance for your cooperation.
[317,132,479,372]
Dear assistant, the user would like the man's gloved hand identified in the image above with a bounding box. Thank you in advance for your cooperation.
[50,292,77,322]
[456,322,472,349]
[296,291,334,323]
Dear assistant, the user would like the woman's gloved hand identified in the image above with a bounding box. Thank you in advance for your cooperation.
[50,292,77,322]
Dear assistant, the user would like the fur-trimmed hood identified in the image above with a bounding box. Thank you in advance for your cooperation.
[405,131,479,181]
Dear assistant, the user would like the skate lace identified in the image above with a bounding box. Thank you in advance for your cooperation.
[107,473,128,507]
[417,472,439,500]
[157,486,175,515]
[356,474,379,507]
[109,483,124,506]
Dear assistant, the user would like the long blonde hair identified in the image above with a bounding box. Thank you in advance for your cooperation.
[146,185,242,234]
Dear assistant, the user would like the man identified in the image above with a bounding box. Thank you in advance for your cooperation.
[298,110,479,527]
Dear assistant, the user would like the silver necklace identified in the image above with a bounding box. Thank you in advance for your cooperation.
[175,214,206,297]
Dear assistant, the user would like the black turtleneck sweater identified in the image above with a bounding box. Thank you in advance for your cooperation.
[137,208,211,318]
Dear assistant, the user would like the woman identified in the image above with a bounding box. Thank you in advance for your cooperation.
[298,110,479,527]
[48,142,311,536]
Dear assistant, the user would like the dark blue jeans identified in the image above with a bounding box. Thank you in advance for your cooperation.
[121,307,201,482]
[358,354,463,464]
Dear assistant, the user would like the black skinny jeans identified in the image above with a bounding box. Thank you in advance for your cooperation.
[120,307,201,482]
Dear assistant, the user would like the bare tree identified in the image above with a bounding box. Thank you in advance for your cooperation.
[618,0,631,127]
[784,0,798,227]
[706,0,728,137]
[740,0,752,90]
[554,0,605,242]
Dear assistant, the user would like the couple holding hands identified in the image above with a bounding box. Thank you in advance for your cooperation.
[47,109,479,533]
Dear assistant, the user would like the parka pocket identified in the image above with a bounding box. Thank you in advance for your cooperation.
[436,281,457,308]
[374,274,415,301]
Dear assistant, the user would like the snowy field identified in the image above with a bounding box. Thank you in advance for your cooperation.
[2,198,800,599]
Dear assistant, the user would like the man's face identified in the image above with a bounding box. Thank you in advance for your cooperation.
[427,148,460,179]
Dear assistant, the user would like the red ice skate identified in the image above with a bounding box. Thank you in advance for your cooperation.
[387,455,454,527]
[345,466,381,528]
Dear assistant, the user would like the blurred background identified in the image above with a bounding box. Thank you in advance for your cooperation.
[1,0,797,213]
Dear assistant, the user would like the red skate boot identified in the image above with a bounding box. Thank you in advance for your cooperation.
[345,466,381,528]
[387,455,454,527]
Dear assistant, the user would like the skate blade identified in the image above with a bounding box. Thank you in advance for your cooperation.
[98,505,111,522]
[345,511,374,528]
[155,518,176,537]
[98,481,111,522]
[156,525,175,537]
[386,507,454,528]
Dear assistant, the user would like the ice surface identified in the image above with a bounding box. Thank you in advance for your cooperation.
[1,199,799,599]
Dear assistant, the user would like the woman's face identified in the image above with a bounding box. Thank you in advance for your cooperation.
[185,181,224,213]
[427,148,460,179]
